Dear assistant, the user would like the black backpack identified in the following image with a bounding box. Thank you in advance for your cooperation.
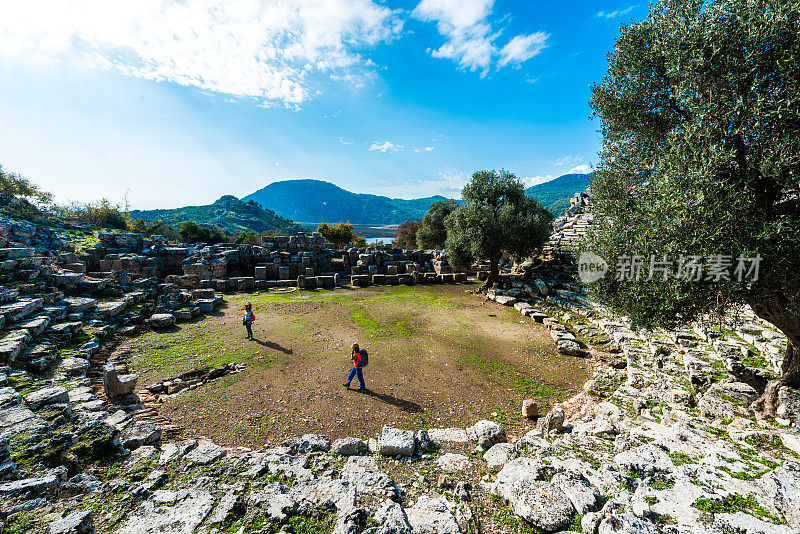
[359,349,369,367]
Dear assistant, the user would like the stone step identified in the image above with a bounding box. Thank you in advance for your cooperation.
[19,315,51,336]
[0,248,35,260]
[0,330,31,362]
[94,300,128,319]
[0,298,45,323]
[61,297,97,314]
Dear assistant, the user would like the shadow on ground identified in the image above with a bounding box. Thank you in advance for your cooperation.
[356,388,424,413]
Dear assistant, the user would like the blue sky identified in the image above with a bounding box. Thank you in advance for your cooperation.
[0,1,643,210]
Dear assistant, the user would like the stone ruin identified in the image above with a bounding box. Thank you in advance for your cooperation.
[79,230,467,294]
[2,207,800,533]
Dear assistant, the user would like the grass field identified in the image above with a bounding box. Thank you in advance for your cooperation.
[118,284,592,448]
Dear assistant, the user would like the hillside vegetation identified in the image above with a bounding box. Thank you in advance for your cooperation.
[525,173,593,216]
[243,179,449,224]
[130,194,302,234]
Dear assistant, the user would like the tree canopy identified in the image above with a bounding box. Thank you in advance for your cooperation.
[416,199,458,249]
[585,0,800,391]
[178,221,226,244]
[444,170,552,285]
[317,222,357,248]
[395,220,422,250]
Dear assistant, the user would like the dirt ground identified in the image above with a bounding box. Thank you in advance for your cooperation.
[116,284,592,449]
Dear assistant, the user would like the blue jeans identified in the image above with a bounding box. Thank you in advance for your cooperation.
[346,366,365,388]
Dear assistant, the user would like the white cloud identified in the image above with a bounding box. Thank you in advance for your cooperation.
[521,175,555,188]
[375,168,469,198]
[567,164,593,174]
[412,0,547,76]
[551,153,585,167]
[0,0,401,107]
[498,33,548,68]
[339,137,354,145]
[597,5,636,19]
[413,146,435,152]
[369,141,403,152]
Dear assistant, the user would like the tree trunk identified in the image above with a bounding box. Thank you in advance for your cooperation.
[745,294,800,418]
[478,257,500,293]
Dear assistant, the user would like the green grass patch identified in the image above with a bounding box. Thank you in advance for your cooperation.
[693,494,780,524]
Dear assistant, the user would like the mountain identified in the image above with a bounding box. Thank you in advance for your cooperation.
[130,195,302,234]
[525,173,593,216]
[243,179,449,224]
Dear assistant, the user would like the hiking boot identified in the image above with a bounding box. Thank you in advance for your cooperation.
[356,386,365,391]
[343,382,350,388]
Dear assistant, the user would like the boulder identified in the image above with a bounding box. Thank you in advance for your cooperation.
[551,470,600,515]
[184,441,226,466]
[294,434,331,453]
[102,363,138,399]
[483,443,517,469]
[378,426,416,457]
[415,430,437,454]
[557,339,583,356]
[521,399,538,418]
[47,510,94,534]
[466,420,507,449]
[404,495,461,534]
[149,313,176,329]
[537,407,564,435]
[332,437,368,456]
[374,499,412,534]
[120,422,162,450]
[492,458,574,532]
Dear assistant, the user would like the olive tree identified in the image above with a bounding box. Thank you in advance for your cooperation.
[445,170,552,289]
[585,0,800,403]
[417,199,458,249]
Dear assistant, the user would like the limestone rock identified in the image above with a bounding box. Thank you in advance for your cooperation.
[415,430,437,454]
[777,386,800,422]
[120,422,162,450]
[551,470,600,515]
[492,458,573,532]
[427,428,468,443]
[374,499,412,534]
[0,474,59,497]
[714,512,797,534]
[521,399,538,418]
[613,444,674,478]
[537,407,565,435]
[758,462,800,530]
[405,495,461,534]
[149,313,176,329]
[184,441,226,466]
[378,426,415,457]
[117,489,215,534]
[342,456,399,499]
[466,420,506,449]
[24,386,69,411]
[47,510,94,534]
[598,513,660,534]
[483,443,517,469]
[435,453,470,472]
[557,339,583,356]
[102,363,138,399]
[332,437,368,456]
